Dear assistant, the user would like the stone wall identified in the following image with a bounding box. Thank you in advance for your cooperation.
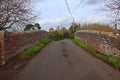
[75,30,120,57]
[0,30,48,65]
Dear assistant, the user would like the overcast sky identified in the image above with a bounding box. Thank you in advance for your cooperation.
[33,0,110,30]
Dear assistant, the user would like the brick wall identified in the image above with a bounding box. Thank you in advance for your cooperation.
[0,32,5,65]
[0,33,2,55]
[75,30,120,58]
[0,30,48,65]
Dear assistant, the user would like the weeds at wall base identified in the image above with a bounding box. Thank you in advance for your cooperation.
[20,38,52,59]
[72,39,120,70]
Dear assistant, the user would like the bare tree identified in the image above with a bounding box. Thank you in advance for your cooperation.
[0,0,38,32]
[102,0,120,29]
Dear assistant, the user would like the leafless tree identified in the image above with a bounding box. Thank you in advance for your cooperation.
[0,0,38,32]
[102,0,120,29]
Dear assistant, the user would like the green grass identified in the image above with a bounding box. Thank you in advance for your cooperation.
[72,39,90,50]
[20,38,52,59]
[72,39,120,70]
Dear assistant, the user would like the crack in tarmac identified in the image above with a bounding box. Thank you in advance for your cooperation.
[62,41,73,66]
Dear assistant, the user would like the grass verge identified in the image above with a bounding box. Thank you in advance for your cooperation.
[20,38,52,59]
[72,39,120,70]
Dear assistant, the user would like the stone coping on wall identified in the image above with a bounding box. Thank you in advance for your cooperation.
[3,30,47,35]
[76,30,118,38]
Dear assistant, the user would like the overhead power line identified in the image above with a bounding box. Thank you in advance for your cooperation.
[64,0,74,21]
[72,0,83,14]
[64,0,84,22]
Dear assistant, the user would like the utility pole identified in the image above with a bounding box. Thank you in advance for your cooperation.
[115,23,119,36]
[61,23,62,29]
[72,19,75,34]
[61,23,62,27]
[114,10,119,36]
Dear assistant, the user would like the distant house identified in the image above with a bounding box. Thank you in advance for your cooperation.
[49,28,54,32]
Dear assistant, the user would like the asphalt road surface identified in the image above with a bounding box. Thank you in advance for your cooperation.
[16,40,120,80]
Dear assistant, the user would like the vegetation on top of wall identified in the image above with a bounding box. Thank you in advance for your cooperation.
[72,39,120,70]
[20,38,52,59]
[79,23,114,32]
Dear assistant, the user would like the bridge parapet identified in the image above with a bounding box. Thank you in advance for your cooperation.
[75,30,120,58]
[0,30,48,65]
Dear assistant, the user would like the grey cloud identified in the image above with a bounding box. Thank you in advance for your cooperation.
[86,0,103,5]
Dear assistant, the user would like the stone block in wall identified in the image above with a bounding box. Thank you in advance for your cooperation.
[99,44,120,56]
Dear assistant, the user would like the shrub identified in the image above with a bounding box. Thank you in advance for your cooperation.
[80,23,114,32]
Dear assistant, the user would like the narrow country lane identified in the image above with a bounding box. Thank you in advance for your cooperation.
[16,40,120,80]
